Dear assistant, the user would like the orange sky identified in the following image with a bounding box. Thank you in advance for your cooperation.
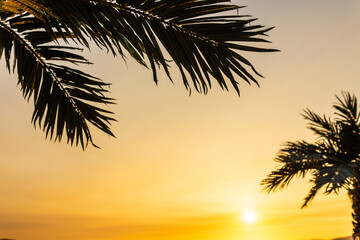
[1,1,360,240]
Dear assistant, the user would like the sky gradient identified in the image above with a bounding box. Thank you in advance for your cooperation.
[1,1,360,240]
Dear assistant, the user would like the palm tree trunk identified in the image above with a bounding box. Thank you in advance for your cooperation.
[351,179,360,240]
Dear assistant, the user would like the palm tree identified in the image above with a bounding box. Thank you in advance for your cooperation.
[261,92,360,239]
[0,0,277,148]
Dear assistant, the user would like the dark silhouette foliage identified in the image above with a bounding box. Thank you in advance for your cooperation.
[0,0,277,148]
[262,92,360,239]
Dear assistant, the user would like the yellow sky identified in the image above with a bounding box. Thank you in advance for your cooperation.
[1,1,360,240]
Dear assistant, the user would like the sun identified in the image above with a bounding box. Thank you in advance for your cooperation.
[241,210,257,224]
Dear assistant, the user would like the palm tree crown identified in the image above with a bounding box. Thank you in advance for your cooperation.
[0,0,277,148]
[261,92,360,238]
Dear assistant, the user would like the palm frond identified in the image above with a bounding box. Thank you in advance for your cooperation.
[1,0,278,147]
[263,92,360,212]
[302,108,338,141]
[5,0,147,64]
[302,184,321,208]
[334,92,360,124]
[301,164,355,209]
[332,92,360,158]
[318,165,355,194]
[261,141,325,193]
[23,0,277,94]
[303,94,360,161]
[2,0,55,20]
[0,15,115,148]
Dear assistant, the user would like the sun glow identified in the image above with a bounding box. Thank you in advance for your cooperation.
[242,210,257,224]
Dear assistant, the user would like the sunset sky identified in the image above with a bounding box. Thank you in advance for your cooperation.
[1,1,360,240]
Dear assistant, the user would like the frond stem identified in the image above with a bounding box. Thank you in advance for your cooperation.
[91,0,219,47]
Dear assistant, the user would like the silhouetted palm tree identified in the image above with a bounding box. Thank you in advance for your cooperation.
[0,0,277,148]
[261,92,360,239]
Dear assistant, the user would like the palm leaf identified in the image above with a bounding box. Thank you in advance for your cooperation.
[302,164,356,208]
[261,141,325,193]
[0,15,115,148]
[263,92,360,215]
[301,184,321,209]
[20,0,278,94]
[302,108,338,141]
[334,92,360,124]
[1,0,278,147]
